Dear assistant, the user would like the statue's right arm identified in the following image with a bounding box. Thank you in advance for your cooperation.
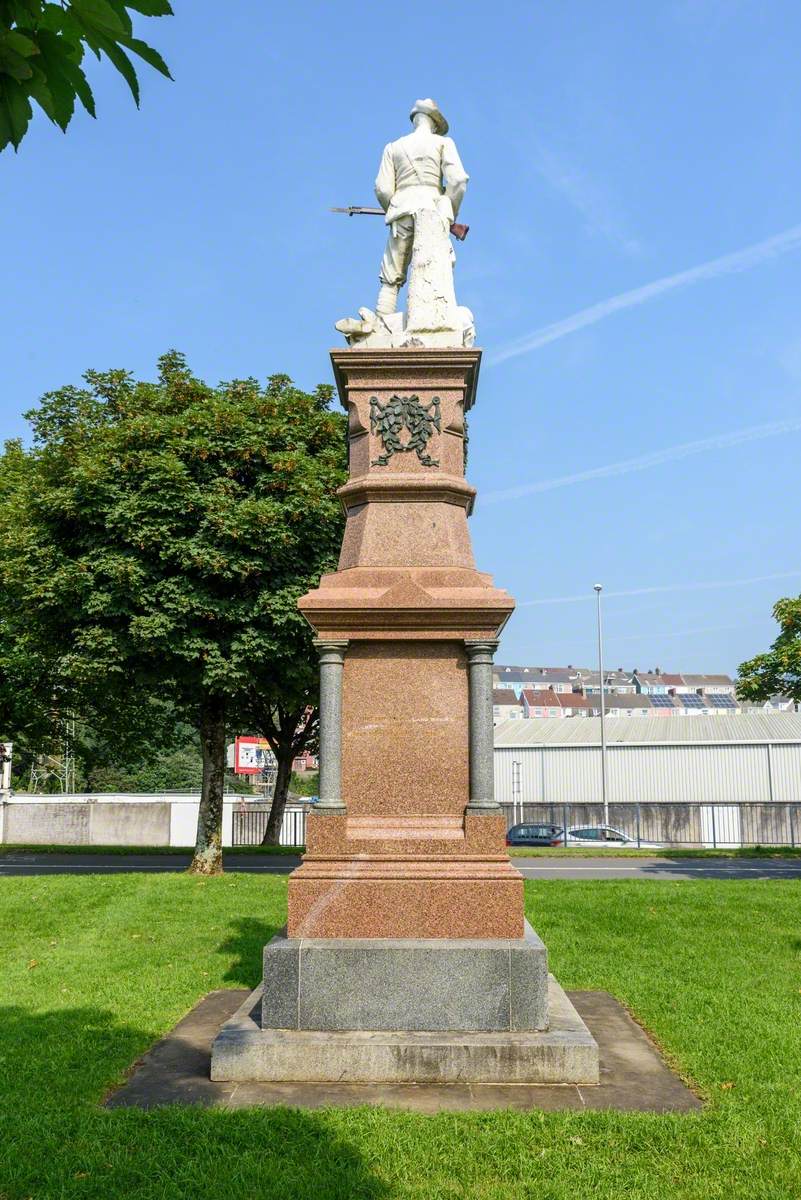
[441,137,469,219]
[375,143,396,212]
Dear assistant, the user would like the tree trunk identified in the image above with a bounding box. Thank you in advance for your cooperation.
[262,737,294,846]
[254,703,317,848]
[190,692,226,874]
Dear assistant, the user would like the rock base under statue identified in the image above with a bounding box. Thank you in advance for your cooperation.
[210,922,600,1085]
[211,976,599,1086]
[334,303,475,349]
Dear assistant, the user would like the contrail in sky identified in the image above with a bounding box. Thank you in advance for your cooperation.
[518,571,801,608]
[481,417,801,505]
[489,222,801,365]
[611,619,763,643]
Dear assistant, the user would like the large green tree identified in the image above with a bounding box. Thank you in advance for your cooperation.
[0,353,346,870]
[737,595,801,705]
[0,0,172,152]
[0,438,60,750]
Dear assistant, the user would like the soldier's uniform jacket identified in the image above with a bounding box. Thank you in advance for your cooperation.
[375,128,469,230]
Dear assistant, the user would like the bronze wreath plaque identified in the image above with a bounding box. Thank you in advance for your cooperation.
[369,394,442,467]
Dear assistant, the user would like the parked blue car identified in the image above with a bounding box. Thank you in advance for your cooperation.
[506,822,563,847]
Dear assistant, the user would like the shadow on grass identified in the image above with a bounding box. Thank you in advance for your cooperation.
[0,1004,390,1200]
[217,917,283,986]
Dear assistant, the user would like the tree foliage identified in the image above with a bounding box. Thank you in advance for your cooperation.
[0,0,172,152]
[0,352,347,868]
[737,595,801,704]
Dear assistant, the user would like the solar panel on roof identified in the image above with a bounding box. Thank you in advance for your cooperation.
[650,695,674,707]
[681,695,705,708]
[709,695,737,708]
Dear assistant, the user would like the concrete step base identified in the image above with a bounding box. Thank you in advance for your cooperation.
[261,921,548,1032]
[211,975,599,1085]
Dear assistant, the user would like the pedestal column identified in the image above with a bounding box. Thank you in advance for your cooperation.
[313,639,348,813]
[466,639,500,812]
[288,349,521,940]
[211,344,600,1084]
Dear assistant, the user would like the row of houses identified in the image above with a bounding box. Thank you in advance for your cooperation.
[492,667,797,723]
[493,664,740,697]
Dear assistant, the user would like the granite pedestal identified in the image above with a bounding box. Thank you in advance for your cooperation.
[260,921,548,1033]
[210,344,600,1087]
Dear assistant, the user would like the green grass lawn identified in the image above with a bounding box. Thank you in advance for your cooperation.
[5,843,801,860]
[1,874,799,1199]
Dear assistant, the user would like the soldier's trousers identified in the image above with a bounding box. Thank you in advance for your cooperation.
[379,215,456,287]
[379,216,415,287]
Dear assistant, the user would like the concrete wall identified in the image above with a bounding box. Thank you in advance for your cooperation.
[0,794,293,847]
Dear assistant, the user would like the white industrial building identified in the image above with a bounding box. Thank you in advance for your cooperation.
[494,713,801,807]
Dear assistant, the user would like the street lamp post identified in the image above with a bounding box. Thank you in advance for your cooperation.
[594,584,609,826]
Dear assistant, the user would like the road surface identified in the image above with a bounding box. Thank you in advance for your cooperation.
[1,852,800,880]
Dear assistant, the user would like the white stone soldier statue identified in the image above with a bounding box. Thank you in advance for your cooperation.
[374,98,469,317]
[335,99,474,347]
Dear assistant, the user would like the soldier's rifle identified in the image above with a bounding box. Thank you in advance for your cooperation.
[331,206,469,241]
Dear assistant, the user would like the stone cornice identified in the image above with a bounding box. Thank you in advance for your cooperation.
[330,347,482,411]
[338,472,476,513]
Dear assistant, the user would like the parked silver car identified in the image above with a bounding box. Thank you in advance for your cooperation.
[558,825,663,849]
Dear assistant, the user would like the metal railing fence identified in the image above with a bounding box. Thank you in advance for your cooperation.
[232,805,307,847]
[501,801,801,848]
[233,802,800,849]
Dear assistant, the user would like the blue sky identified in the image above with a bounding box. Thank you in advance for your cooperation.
[3,0,800,675]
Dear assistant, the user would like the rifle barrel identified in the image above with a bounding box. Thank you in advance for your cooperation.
[330,206,384,215]
[330,207,470,240]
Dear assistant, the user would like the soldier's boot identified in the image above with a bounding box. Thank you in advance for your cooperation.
[376,283,399,315]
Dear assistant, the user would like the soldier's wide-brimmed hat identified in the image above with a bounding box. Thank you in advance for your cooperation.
[409,98,448,135]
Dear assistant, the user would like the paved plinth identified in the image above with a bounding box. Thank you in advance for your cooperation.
[259,921,548,1033]
[108,988,701,1112]
[210,974,598,1085]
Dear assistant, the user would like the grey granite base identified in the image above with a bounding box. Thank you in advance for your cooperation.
[210,975,599,1085]
[261,920,548,1033]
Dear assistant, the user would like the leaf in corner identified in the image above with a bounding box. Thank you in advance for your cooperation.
[39,5,87,46]
[0,29,38,81]
[117,33,171,79]
[26,62,57,123]
[71,0,130,34]
[32,30,78,130]
[125,1,174,15]
[91,31,140,106]
[60,56,96,118]
[0,75,32,151]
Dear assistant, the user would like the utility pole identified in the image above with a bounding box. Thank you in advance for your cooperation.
[594,584,609,826]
